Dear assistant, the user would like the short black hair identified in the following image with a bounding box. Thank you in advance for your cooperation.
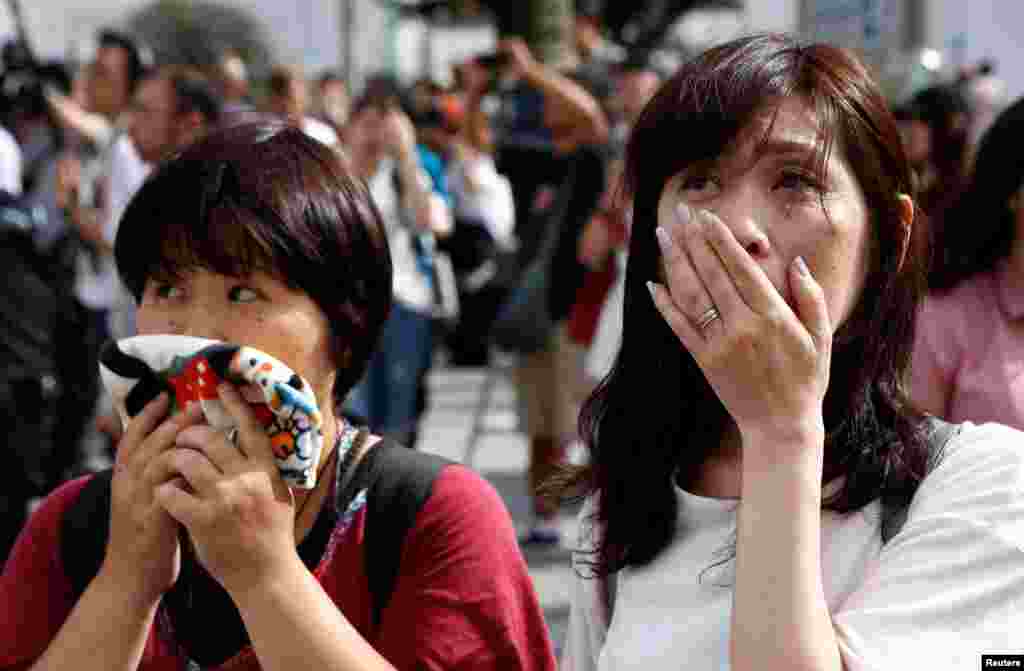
[97,29,149,93]
[575,0,603,19]
[317,69,345,87]
[115,121,393,403]
[164,66,222,125]
[930,95,1024,290]
[267,65,303,98]
[616,49,667,79]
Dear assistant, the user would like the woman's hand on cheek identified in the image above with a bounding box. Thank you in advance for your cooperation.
[149,384,299,594]
[648,204,831,462]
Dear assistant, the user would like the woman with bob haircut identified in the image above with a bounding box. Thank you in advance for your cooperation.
[911,95,1024,430]
[0,122,556,671]
[560,34,1024,671]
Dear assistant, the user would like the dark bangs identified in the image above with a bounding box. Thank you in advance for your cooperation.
[621,35,827,207]
[114,122,393,403]
[117,174,286,301]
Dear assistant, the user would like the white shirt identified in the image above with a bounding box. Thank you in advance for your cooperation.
[563,422,1024,671]
[0,126,22,196]
[301,116,339,148]
[447,152,515,250]
[366,158,432,313]
[74,133,150,326]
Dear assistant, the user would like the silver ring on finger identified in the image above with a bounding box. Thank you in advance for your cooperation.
[227,427,240,450]
[694,305,721,333]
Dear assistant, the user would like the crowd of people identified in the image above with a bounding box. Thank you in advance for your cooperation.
[0,8,670,553]
[1,7,1023,669]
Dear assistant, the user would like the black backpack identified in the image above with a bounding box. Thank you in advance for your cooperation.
[599,418,962,618]
[61,438,452,631]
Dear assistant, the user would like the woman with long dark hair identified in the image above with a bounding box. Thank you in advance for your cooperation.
[911,96,1024,429]
[561,35,1024,670]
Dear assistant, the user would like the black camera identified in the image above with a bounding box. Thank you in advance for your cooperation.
[0,40,71,129]
[475,51,511,70]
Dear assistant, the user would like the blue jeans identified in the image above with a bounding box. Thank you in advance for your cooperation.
[346,301,433,441]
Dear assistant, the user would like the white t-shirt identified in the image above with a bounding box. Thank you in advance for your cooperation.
[301,116,339,148]
[563,422,1024,671]
[74,133,150,338]
[366,158,432,314]
[0,125,22,196]
[447,153,515,250]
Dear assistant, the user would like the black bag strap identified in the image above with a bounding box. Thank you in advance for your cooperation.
[61,468,113,599]
[334,439,452,630]
[880,417,960,544]
[600,567,618,628]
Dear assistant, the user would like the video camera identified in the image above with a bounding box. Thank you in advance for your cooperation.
[0,38,71,130]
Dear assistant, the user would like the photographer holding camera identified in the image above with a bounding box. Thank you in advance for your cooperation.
[46,30,151,343]
[0,37,108,562]
[454,28,613,543]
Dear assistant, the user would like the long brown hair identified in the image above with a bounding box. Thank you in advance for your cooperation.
[567,34,930,576]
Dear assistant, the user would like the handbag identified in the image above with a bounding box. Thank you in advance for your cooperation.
[488,185,569,354]
[488,250,556,354]
[489,155,581,355]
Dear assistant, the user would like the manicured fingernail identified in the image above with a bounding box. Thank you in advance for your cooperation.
[676,202,691,225]
[655,226,671,249]
[794,256,809,276]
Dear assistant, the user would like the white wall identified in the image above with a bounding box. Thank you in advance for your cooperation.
[394,20,495,87]
[0,0,344,72]
[744,0,800,35]
[0,0,142,62]
[925,0,1024,103]
[3,1,491,94]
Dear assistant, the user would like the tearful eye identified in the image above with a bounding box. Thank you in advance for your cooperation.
[777,170,823,193]
[228,286,259,303]
[153,283,182,300]
[676,171,721,202]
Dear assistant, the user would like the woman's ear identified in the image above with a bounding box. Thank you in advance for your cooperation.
[896,194,914,272]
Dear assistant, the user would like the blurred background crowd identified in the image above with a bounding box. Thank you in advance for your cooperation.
[0,0,1020,563]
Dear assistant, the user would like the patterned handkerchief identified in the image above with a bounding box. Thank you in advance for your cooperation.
[100,335,325,489]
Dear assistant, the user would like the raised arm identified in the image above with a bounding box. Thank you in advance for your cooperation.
[500,38,609,151]
[44,90,115,148]
[649,205,842,671]
[384,109,453,237]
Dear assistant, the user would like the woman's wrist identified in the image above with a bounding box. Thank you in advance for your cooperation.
[92,562,166,617]
[739,422,825,492]
[220,550,308,607]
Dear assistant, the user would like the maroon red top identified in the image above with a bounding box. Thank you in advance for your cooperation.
[1,465,556,670]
